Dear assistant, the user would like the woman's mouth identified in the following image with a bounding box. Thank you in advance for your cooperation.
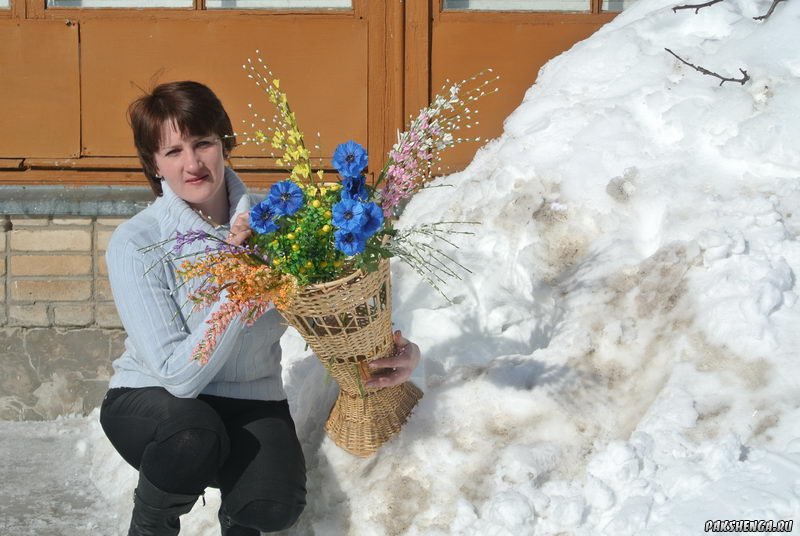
[185,174,208,185]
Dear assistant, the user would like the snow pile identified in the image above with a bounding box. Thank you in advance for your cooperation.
[86,0,800,533]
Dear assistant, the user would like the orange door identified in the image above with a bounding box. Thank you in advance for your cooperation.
[0,0,622,185]
[404,0,618,172]
[0,1,404,187]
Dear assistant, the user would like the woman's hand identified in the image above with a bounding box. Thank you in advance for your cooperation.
[227,212,253,246]
[365,330,421,389]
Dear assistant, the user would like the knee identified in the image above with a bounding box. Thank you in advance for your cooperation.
[233,498,305,532]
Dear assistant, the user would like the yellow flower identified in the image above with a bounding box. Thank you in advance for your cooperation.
[272,79,280,89]
[316,170,325,181]
[311,200,321,208]
[295,226,302,233]
[305,261,313,268]
[287,233,296,240]
[271,131,284,148]
[291,244,300,252]
[306,186,318,197]
[324,210,332,218]
[321,224,331,233]
[334,260,343,268]
[287,128,302,145]
[293,163,311,178]
[272,258,282,266]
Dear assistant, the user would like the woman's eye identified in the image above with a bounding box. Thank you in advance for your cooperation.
[165,149,180,156]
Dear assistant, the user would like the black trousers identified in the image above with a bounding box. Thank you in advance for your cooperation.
[100,387,306,532]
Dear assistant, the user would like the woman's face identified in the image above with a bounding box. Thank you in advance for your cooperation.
[154,120,227,214]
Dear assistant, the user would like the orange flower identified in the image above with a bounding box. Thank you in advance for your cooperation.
[177,251,295,363]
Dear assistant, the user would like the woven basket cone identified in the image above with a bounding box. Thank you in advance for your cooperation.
[278,259,422,456]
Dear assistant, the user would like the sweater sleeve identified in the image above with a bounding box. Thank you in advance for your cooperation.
[106,235,247,398]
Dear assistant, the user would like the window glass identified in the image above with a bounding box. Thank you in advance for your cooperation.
[444,0,589,11]
[206,0,351,8]
[48,0,191,7]
[0,0,9,8]
[602,0,636,11]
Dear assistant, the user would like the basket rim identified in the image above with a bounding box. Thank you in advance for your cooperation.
[301,258,389,292]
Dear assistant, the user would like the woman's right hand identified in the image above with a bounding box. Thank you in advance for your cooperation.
[227,212,253,246]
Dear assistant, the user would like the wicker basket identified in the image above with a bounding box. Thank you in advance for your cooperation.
[278,259,423,456]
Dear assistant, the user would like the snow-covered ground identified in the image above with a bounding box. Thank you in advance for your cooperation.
[3,0,800,533]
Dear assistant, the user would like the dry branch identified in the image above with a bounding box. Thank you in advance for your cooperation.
[672,0,724,13]
[754,0,786,20]
[665,48,750,86]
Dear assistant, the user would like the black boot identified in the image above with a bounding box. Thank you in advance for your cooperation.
[128,472,199,536]
[218,504,260,536]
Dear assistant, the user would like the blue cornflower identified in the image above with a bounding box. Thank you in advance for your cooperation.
[332,198,367,232]
[267,180,304,216]
[361,202,384,237]
[249,201,279,234]
[332,141,368,178]
[341,175,369,202]
[334,229,367,256]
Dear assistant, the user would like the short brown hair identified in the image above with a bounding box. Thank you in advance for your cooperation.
[128,81,236,196]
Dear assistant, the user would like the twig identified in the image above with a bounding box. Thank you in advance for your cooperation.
[754,0,785,20]
[672,0,724,13]
[665,48,750,86]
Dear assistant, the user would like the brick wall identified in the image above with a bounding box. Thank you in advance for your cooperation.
[0,215,128,420]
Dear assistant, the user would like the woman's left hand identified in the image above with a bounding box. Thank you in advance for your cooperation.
[227,212,253,246]
[365,330,421,389]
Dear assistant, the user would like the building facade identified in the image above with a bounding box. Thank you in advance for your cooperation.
[0,0,629,419]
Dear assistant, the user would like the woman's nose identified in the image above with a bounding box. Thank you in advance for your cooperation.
[183,148,202,172]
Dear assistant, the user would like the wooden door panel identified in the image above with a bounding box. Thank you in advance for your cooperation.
[431,18,611,171]
[0,20,80,158]
[80,17,368,164]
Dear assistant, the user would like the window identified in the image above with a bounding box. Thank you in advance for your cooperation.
[46,0,351,7]
[48,0,191,6]
[206,0,351,8]
[602,0,636,11]
[0,0,9,8]
[444,0,589,11]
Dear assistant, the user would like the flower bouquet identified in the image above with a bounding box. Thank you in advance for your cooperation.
[174,58,497,456]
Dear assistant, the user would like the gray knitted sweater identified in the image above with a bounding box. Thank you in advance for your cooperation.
[105,168,287,400]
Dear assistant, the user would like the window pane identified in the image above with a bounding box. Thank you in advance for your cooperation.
[444,0,589,11]
[602,0,637,11]
[0,0,9,8]
[206,0,351,8]
[48,0,191,7]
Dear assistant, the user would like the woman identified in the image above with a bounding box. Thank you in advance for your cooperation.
[100,81,421,535]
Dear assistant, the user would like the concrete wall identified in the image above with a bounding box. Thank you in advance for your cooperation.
[0,215,127,420]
